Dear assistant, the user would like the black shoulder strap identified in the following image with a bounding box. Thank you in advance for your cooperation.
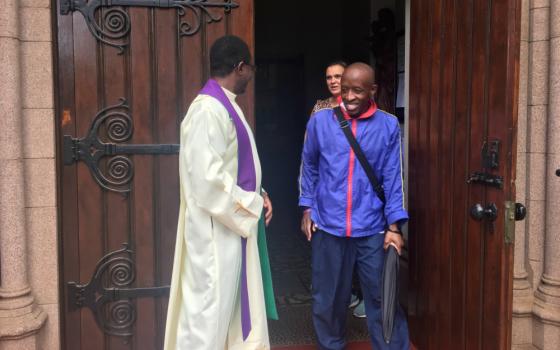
[333,107,386,204]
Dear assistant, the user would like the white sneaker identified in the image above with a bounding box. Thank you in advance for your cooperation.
[348,293,360,308]
[352,299,366,318]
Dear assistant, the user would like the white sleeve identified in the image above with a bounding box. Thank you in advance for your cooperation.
[181,102,263,238]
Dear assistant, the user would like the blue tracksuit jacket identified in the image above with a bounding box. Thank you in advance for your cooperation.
[298,103,408,238]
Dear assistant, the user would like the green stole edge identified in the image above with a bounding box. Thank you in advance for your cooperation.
[257,214,279,320]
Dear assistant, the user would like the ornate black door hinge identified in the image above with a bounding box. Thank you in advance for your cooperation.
[63,98,179,193]
[60,0,239,53]
[67,243,170,339]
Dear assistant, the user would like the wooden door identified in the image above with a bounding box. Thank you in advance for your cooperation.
[407,0,521,348]
[54,1,254,349]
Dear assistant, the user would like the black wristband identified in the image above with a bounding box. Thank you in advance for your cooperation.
[386,228,402,235]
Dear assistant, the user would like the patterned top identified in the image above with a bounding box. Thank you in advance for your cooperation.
[311,98,334,115]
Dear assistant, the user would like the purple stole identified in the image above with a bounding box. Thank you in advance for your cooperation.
[199,79,255,341]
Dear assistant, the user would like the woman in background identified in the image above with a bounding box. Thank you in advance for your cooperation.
[311,61,347,114]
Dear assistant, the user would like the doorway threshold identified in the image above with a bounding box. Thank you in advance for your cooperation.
[273,341,372,350]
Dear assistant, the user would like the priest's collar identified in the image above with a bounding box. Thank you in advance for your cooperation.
[221,86,237,102]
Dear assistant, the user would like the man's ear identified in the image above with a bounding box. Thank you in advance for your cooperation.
[371,84,378,98]
[239,63,252,77]
[233,62,243,74]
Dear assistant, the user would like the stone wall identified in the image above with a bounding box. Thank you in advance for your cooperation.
[513,0,560,349]
[0,0,58,349]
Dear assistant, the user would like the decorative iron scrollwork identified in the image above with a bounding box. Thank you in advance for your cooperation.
[63,98,179,193]
[67,243,170,339]
[60,0,239,53]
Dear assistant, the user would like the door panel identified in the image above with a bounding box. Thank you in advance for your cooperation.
[408,0,520,349]
[55,0,521,348]
[55,1,254,349]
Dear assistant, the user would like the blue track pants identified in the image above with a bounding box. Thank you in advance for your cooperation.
[311,230,409,350]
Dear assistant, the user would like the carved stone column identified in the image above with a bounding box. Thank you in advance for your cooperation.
[532,0,560,347]
[512,0,534,345]
[525,0,550,293]
[0,0,47,348]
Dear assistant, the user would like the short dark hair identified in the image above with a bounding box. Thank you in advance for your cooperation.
[327,60,348,69]
[210,35,252,77]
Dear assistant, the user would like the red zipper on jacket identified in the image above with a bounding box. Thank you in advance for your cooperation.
[346,119,358,237]
[339,98,378,237]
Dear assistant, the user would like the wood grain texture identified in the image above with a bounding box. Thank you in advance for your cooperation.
[54,2,254,349]
[408,0,520,348]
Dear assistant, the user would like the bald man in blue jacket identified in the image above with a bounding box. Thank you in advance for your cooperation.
[299,63,410,350]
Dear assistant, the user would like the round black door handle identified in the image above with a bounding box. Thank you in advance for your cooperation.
[470,203,485,220]
[515,203,527,221]
[470,203,498,221]
[556,169,560,177]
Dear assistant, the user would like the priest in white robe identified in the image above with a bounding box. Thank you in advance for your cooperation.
[164,35,274,350]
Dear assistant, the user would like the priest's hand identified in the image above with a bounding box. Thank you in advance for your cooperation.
[300,209,316,242]
[263,192,273,226]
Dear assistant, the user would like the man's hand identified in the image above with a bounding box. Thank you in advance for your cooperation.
[300,209,316,241]
[384,229,404,255]
[263,193,273,226]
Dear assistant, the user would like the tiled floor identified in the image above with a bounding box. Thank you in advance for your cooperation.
[273,342,419,350]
